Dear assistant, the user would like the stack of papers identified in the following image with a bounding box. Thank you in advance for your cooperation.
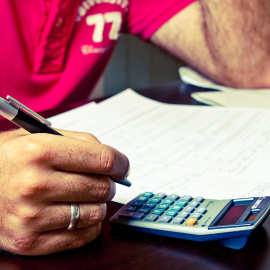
[179,67,270,109]
[49,89,270,204]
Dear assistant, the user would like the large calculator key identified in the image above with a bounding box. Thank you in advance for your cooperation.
[186,218,197,226]
[159,216,172,223]
[119,212,145,220]
[145,214,158,222]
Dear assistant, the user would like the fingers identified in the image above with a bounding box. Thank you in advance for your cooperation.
[6,225,102,256]
[4,202,106,255]
[49,137,129,180]
[8,203,107,232]
[15,132,129,181]
[0,129,129,255]
[40,172,116,203]
[46,203,107,231]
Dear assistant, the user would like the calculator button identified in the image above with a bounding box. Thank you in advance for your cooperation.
[132,201,144,207]
[186,218,197,226]
[173,217,185,225]
[138,207,151,214]
[176,200,188,207]
[144,203,156,209]
[151,209,164,216]
[142,192,154,198]
[163,199,174,205]
[191,213,202,220]
[137,196,148,202]
[155,193,167,199]
[145,214,158,222]
[196,208,207,214]
[185,206,195,213]
[167,194,180,200]
[181,195,192,202]
[178,211,190,218]
[159,216,172,223]
[165,210,178,217]
[189,201,199,208]
[119,212,144,220]
[157,203,170,210]
[170,205,183,211]
[149,197,162,204]
[194,196,204,203]
[125,206,137,212]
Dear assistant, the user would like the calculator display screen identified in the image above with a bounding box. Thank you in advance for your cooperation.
[216,204,250,226]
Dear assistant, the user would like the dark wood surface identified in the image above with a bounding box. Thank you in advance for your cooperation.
[0,82,269,269]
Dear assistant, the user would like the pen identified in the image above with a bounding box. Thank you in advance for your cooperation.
[0,95,131,187]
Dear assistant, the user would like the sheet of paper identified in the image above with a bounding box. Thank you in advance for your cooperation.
[191,91,270,109]
[179,67,270,108]
[179,66,270,93]
[49,89,270,204]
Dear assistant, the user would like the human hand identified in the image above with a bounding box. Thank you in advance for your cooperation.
[0,128,129,256]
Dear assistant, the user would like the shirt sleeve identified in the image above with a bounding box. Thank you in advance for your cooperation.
[123,0,197,40]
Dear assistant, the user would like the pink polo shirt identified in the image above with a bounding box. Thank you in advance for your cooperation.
[0,0,195,112]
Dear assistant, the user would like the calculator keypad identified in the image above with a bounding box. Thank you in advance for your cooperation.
[118,192,207,226]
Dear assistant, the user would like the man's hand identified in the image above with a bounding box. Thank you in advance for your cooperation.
[0,128,129,256]
[151,0,270,88]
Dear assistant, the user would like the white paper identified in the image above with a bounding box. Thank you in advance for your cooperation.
[179,67,270,108]
[49,89,270,204]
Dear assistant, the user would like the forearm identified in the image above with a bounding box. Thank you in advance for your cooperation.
[200,0,270,88]
[151,0,270,88]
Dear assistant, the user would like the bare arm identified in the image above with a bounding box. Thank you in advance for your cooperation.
[150,0,270,88]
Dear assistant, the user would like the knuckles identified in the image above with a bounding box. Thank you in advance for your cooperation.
[92,177,116,202]
[10,234,38,255]
[11,174,47,201]
[8,135,53,164]
[12,205,41,228]
[84,204,106,226]
[99,146,116,174]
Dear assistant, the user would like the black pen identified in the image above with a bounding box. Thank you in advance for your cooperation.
[0,95,131,187]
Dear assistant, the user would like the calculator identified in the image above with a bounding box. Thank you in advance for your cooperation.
[110,192,270,249]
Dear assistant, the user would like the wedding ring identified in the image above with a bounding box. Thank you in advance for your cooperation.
[67,203,80,230]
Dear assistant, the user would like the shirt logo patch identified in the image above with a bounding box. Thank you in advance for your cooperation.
[77,0,129,55]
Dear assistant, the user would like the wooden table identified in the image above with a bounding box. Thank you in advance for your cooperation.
[0,82,269,269]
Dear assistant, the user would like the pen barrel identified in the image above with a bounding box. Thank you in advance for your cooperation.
[13,109,62,135]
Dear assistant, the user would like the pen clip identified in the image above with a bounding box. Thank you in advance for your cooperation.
[6,95,52,126]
